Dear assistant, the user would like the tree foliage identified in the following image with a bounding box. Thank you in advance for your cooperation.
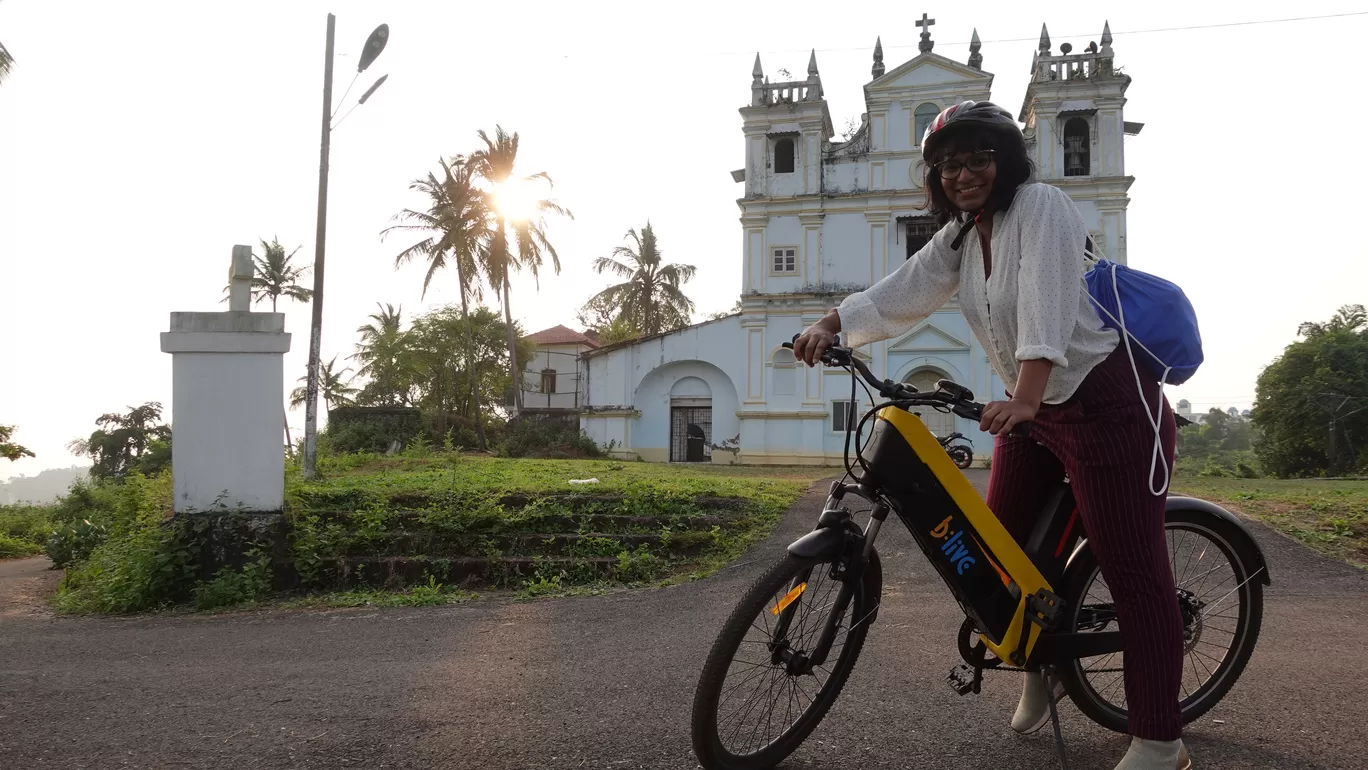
[383,156,494,447]
[221,237,313,312]
[584,223,696,338]
[1,424,35,462]
[575,294,642,346]
[468,125,573,411]
[350,303,411,407]
[291,356,358,411]
[1253,304,1368,477]
[67,403,172,481]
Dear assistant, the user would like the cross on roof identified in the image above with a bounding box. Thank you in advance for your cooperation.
[917,13,936,53]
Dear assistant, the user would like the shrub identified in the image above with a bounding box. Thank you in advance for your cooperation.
[323,407,425,454]
[0,503,57,554]
[499,419,603,459]
[45,519,109,568]
[193,550,272,610]
[0,533,42,558]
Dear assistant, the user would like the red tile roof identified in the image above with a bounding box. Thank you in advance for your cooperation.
[526,324,600,348]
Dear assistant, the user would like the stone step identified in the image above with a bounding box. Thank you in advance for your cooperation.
[320,555,631,589]
[299,510,732,534]
[341,531,716,558]
[291,492,750,516]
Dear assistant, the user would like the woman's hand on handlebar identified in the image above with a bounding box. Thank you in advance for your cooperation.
[980,399,1038,436]
[792,313,842,367]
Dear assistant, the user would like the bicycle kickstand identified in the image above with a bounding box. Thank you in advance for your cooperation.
[1042,666,1070,770]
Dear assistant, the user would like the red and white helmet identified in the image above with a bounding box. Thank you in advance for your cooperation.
[920,100,1021,156]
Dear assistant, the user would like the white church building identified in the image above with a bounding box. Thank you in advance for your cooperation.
[572,18,1140,465]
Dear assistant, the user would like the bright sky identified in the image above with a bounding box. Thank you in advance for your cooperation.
[3,1,1366,479]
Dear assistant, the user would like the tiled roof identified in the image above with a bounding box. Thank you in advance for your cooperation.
[526,324,600,348]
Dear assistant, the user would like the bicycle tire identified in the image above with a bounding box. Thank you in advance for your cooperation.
[691,550,881,770]
[1056,507,1265,733]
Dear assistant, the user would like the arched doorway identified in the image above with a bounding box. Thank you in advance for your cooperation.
[670,376,712,462]
[904,369,956,437]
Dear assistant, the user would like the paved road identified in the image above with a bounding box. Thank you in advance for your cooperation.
[2,471,1366,769]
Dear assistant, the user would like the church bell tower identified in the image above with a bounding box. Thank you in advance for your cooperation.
[1020,21,1139,264]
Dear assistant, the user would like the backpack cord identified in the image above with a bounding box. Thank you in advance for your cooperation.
[1083,263,1172,497]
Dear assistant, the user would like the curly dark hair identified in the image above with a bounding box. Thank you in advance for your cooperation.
[919,124,1035,225]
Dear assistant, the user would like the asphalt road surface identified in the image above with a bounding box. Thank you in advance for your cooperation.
[2,470,1366,769]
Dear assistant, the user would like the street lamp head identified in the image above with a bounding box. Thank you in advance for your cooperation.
[358,73,388,105]
[357,24,389,73]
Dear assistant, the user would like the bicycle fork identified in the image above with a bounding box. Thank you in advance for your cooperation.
[772,497,889,674]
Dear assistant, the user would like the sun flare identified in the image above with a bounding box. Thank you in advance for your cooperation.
[494,179,541,222]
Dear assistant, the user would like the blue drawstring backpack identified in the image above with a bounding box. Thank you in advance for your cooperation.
[1081,241,1203,496]
[1083,252,1204,385]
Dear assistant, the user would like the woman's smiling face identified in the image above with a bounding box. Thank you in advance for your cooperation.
[937,149,997,212]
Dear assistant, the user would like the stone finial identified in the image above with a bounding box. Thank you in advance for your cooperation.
[1038,23,1051,55]
[229,244,254,312]
[805,49,823,100]
[752,53,763,84]
[917,13,936,54]
[872,36,885,78]
[968,28,983,70]
[1100,21,1114,56]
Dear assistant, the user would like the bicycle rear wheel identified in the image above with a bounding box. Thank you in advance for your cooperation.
[1056,507,1265,733]
[690,550,881,770]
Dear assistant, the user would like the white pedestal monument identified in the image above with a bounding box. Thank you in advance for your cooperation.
[160,245,292,514]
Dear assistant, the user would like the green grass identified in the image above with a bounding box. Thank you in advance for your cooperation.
[1172,476,1368,569]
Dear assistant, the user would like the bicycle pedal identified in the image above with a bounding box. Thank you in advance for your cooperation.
[1028,589,1064,629]
[946,664,980,696]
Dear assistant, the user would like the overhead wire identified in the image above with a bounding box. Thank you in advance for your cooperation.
[717,10,1368,57]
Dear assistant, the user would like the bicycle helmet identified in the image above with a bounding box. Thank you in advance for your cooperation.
[920,100,1021,157]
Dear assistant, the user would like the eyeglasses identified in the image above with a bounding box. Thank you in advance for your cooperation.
[932,150,996,179]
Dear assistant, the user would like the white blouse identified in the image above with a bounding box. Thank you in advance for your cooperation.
[837,183,1119,405]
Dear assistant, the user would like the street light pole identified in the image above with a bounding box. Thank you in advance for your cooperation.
[301,17,389,479]
[301,13,336,479]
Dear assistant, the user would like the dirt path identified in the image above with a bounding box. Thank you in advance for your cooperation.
[1,473,1365,769]
[0,556,58,619]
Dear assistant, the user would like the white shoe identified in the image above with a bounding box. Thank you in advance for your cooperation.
[1113,737,1192,770]
[1011,673,1066,735]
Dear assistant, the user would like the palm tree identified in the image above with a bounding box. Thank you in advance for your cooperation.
[221,237,314,312]
[382,156,492,448]
[587,223,697,337]
[0,40,13,86]
[290,356,358,411]
[350,302,411,407]
[0,2,13,87]
[469,125,573,412]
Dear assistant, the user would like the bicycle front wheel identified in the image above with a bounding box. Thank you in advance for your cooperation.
[690,550,881,770]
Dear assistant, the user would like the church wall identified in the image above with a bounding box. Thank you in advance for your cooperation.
[816,211,872,289]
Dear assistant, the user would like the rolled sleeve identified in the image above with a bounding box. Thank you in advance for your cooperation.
[1013,185,1088,369]
[837,222,962,349]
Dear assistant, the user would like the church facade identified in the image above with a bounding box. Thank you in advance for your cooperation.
[578,19,1140,465]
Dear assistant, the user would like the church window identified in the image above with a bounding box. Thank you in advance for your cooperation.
[1064,118,1090,177]
[904,218,938,259]
[772,247,797,274]
[832,400,859,432]
[774,138,796,173]
[914,103,939,146]
[540,368,557,394]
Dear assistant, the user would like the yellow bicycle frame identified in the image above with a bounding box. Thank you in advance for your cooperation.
[872,407,1054,663]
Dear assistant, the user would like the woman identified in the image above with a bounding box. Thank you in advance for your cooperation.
[792,101,1186,770]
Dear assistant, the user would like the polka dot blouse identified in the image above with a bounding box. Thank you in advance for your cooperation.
[838,183,1119,404]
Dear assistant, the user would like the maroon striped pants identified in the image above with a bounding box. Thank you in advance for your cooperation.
[986,345,1182,741]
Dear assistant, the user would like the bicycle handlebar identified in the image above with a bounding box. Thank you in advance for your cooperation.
[783,334,1033,435]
